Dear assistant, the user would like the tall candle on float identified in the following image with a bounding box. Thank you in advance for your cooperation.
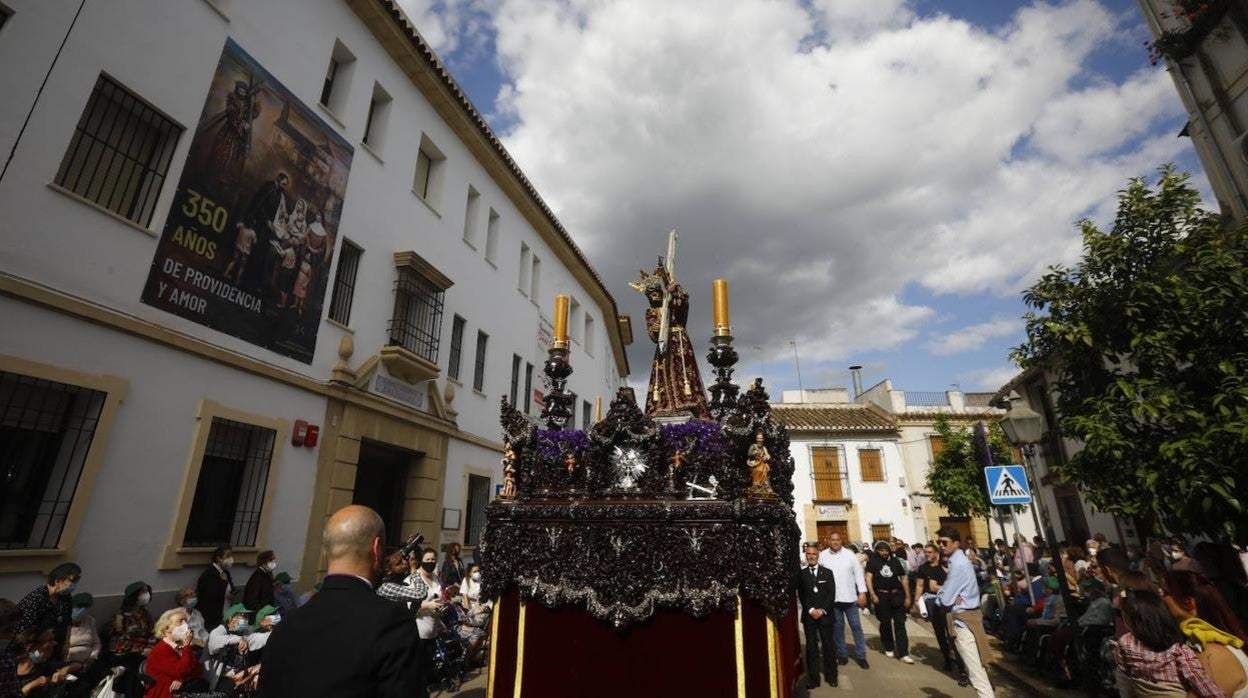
[712,279,730,336]
[553,295,570,347]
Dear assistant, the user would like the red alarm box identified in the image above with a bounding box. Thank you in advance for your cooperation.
[293,419,308,446]
[305,424,320,448]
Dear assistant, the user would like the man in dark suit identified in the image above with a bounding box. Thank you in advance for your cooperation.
[196,546,235,631]
[259,505,422,697]
[795,543,838,688]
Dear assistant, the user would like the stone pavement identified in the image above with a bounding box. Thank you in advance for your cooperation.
[437,609,1079,696]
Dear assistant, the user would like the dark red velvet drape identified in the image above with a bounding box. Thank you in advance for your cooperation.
[488,590,799,698]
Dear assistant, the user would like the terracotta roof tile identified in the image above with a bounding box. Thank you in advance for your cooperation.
[772,404,898,432]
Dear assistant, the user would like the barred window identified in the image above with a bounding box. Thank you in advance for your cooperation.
[328,240,361,325]
[0,371,107,550]
[811,446,848,501]
[472,331,488,392]
[389,266,446,364]
[464,474,490,547]
[523,362,533,414]
[54,74,182,227]
[448,316,465,381]
[859,448,884,482]
[582,400,592,430]
[182,417,275,547]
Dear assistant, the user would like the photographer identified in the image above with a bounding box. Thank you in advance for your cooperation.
[376,536,429,612]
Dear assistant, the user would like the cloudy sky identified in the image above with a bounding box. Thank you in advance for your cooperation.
[400,0,1206,397]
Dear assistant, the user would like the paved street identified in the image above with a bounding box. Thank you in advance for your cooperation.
[437,611,1078,697]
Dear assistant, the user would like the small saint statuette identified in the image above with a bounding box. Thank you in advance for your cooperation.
[500,442,517,499]
[746,431,775,498]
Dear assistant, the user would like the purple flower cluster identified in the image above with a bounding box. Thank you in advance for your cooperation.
[660,421,729,455]
[533,429,591,461]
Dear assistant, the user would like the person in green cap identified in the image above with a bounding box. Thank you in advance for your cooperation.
[273,572,297,614]
[207,603,254,691]
[246,605,282,653]
[66,593,101,669]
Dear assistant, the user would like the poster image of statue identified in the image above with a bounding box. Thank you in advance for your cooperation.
[141,38,354,364]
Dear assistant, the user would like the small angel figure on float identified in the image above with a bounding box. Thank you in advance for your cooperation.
[746,431,775,498]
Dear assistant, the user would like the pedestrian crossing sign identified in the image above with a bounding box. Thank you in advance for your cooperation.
[985,465,1031,505]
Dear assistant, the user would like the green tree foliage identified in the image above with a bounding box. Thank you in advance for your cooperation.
[1012,166,1248,543]
[925,416,1015,518]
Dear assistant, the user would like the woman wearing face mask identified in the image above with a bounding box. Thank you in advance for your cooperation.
[66,593,101,672]
[439,543,465,589]
[244,604,281,655]
[174,587,208,649]
[195,546,236,633]
[107,581,154,697]
[14,628,71,695]
[460,564,483,609]
[144,609,204,698]
[414,548,444,696]
[206,604,253,691]
[243,550,279,612]
[1171,537,1205,575]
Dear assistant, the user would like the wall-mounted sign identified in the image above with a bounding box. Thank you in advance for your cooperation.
[141,38,354,364]
[373,373,426,411]
[816,504,848,518]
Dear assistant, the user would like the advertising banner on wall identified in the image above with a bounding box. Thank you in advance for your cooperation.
[141,38,354,364]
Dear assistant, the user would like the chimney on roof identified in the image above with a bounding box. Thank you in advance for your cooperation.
[849,365,863,400]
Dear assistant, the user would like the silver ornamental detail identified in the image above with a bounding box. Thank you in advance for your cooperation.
[611,446,648,490]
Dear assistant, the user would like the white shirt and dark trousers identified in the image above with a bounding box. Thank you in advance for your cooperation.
[818,547,870,666]
[794,564,839,688]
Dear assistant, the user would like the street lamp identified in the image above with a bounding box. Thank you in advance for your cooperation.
[1000,390,1071,609]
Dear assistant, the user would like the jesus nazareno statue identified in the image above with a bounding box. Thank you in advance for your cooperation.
[629,254,711,419]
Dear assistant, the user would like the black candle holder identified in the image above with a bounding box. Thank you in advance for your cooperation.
[540,343,575,430]
[706,333,740,421]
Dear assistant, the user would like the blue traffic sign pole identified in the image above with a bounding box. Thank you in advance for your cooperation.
[985,465,1035,607]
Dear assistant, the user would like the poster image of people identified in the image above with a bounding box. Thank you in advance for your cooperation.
[141,38,354,364]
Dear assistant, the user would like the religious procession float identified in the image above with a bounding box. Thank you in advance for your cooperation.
[480,233,802,698]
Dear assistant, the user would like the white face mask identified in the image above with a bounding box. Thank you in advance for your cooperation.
[1088,548,1098,557]
[221,557,235,569]
[185,597,198,609]
[266,561,278,572]
[72,608,87,622]
[172,623,190,640]
[471,572,481,583]
[137,592,151,606]
[1171,551,1183,560]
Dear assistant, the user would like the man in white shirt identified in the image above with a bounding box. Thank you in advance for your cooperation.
[817,533,870,669]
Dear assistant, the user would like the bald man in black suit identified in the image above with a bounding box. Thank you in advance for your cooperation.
[259,506,422,697]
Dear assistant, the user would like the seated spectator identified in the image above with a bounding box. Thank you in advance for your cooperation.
[1078,587,1113,628]
[460,564,484,609]
[1114,589,1223,697]
[1,599,20,697]
[13,627,69,695]
[245,605,281,653]
[444,586,490,667]
[66,593,101,669]
[1163,570,1248,696]
[107,581,154,697]
[272,573,297,614]
[1193,542,1248,634]
[174,587,208,649]
[207,603,254,691]
[296,583,320,608]
[145,608,204,698]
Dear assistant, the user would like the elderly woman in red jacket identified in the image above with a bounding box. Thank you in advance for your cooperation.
[145,608,203,698]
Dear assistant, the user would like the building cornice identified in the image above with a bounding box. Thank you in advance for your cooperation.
[346,0,631,378]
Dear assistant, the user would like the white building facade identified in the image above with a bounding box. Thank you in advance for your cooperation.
[0,0,628,607]
[776,389,917,548]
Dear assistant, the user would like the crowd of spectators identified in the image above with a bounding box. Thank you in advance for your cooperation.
[0,536,491,698]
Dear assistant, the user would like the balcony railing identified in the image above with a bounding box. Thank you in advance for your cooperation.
[811,473,851,502]
[904,391,949,407]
